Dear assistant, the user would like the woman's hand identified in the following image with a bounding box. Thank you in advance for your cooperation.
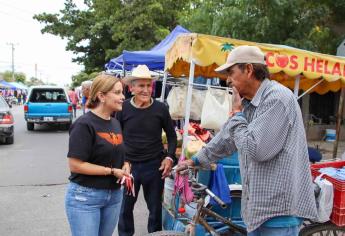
[112,168,130,179]
[122,162,131,175]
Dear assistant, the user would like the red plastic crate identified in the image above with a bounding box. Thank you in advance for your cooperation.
[331,205,345,226]
[311,161,345,209]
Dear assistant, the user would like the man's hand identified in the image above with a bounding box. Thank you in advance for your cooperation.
[122,162,131,175]
[159,157,173,179]
[176,159,195,173]
[232,86,243,112]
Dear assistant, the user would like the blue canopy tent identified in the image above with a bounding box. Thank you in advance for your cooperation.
[0,80,17,89]
[105,25,190,71]
[8,82,28,90]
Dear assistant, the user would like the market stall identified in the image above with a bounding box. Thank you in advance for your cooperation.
[160,33,345,234]
[162,33,345,153]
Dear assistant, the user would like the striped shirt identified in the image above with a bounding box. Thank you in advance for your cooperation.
[196,79,318,232]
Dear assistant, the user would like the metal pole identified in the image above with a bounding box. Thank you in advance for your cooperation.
[182,60,195,151]
[35,64,37,79]
[11,44,14,81]
[293,75,300,97]
[6,43,16,81]
[160,71,168,102]
[297,79,324,100]
[333,87,345,159]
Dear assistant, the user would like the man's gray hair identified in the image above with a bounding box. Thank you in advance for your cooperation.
[81,80,92,89]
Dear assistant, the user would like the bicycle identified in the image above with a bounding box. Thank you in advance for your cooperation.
[298,221,344,236]
[145,165,247,236]
[145,165,345,236]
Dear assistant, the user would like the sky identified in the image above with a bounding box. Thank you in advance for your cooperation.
[0,0,86,86]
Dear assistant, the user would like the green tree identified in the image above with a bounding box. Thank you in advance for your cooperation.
[34,0,189,73]
[1,71,26,83]
[71,72,89,88]
[70,71,100,88]
[180,0,345,54]
[14,72,26,84]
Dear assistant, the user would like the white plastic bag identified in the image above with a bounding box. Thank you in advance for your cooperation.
[200,88,232,130]
[314,174,334,223]
[167,86,187,120]
[167,86,206,120]
[190,89,207,120]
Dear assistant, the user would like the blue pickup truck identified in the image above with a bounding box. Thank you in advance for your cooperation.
[24,86,73,131]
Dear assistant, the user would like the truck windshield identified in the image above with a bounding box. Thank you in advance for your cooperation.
[29,89,67,103]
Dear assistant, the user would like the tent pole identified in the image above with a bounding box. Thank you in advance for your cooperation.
[333,87,345,159]
[122,61,126,77]
[294,75,300,97]
[297,79,324,100]
[160,71,168,102]
[182,60,195,152]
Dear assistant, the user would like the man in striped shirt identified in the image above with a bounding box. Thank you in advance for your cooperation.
[181,45,318,235]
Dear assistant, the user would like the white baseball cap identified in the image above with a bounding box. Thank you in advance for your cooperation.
[215,45,266,73]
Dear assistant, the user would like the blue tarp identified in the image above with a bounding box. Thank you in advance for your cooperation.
[8,82,28,90]
[105,25,190,71]
[0,80,16,89]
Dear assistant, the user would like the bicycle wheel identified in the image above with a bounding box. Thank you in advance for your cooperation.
[143,231,187,236]
[299,222,345,236]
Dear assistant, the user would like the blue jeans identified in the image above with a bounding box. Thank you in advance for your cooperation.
[65,182,123,236]
[248,225,300,236]
[118,158,164,236]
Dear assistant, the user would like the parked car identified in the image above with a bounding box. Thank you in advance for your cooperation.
[0,95,14,144]
[24,86,73,131]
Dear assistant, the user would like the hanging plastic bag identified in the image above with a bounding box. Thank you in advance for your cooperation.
[200,88,232,130]
[314,174,334,223]
[167,86,187,120]
[208,164,231,206]
[190,89,207,120]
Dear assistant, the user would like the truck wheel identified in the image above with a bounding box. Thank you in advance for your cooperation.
[27,122,34,131]
[5,136,14,144]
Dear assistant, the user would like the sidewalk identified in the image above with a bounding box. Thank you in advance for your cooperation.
[308,140,345,161]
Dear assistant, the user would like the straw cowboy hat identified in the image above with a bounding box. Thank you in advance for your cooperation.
[123,65,157,85]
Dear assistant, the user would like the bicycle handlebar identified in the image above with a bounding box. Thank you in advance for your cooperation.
[191,181,227,209]
[205,188,227,209]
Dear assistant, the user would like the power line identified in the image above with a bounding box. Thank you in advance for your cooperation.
[0,10,35,24]
[0,0,38,16]
[0,59,82,71]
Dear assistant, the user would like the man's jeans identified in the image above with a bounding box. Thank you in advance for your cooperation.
[248,225,300,236]
[118,158,164,236]
[65,182,123,236]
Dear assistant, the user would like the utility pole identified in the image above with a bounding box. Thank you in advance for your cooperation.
[6,42,17,81]
[35,63,37,79]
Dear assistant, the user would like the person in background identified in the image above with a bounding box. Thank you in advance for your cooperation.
[180,45,318,236]
[65,73,130,236]
[68,88,79,118]
[81,80,92,114]
[117,65,177,236]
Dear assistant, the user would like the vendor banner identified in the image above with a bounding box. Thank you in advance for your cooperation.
[165,34,345,94]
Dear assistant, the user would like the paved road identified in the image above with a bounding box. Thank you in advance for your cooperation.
[0,106,148,236]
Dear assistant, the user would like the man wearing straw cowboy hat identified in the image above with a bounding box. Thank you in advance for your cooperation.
[179,45,317,235]
[117,65,177,236]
